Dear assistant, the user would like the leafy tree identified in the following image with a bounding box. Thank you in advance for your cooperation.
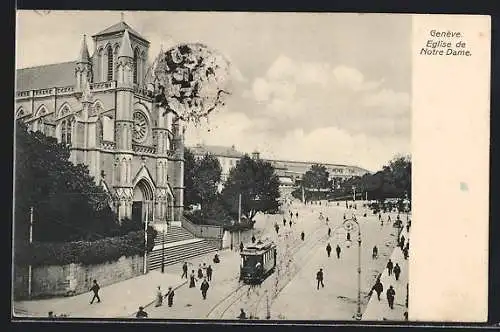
[14,121,118,243]
[183,148,199,208]
[194,153,222,210]
[302,164,331,191]
[221,155,281,221]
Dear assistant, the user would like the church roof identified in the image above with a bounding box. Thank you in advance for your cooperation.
[16,61,76,91]
[93,21,149,44]
[189,144,245,159]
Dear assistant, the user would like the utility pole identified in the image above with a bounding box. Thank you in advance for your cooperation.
[161,214,165,273]
[28,206,34,298]
[238,193,242,246]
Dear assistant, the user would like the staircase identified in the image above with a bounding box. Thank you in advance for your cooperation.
[148,225,218,271]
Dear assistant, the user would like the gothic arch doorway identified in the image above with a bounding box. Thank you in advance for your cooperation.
[132,179,154,224]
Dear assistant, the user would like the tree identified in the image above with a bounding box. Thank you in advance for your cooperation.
[194,153,222,210]
[302,164,331,191]
[221,155,281,221]
[183,148,199,208]
[14,121,118,243]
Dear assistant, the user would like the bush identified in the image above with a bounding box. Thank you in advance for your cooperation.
[15,228,157,267]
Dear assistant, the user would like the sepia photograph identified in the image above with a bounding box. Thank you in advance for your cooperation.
[12,10,488,322]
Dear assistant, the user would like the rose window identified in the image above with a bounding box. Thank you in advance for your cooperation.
[133,112,148,142]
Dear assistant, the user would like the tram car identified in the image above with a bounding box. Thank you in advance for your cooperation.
[239,240,277,284]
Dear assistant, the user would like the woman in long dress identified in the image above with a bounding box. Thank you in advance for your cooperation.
[189,270,196,288]
[154,286,163,307]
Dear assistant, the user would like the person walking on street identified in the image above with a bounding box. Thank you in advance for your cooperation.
[213,253,220,264]
[166,286,175,307]
[181,262,188,279]
[238,308,247,319]
[326,243,332,257]
[336,244,341,259]
[283,218,287,227]
[189,270,196,288]
[394,263,401,281]
[136,306,148,318]
[328,227,331,237]
[400,235,406,249]
[386,285,396,309]
[197,265,204,279]
[403,246,409,260]
[372,245,378,259]
[301,231,305,241]
[207,265,213,281]
[296,212,298,218]
[240,242,244,252]
[290,211,293,219]
[316,268,324,290]
[289,220,292,228]
[275,224,280,234]
[89,280,101,304]
[251,235,256,243]
[387,259,394,276]
[200,278,210,300]
[326,217,329,223]
[155,286,163,307]
[371,278,384,301]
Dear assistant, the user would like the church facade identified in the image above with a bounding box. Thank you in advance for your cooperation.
[15,20,185,227]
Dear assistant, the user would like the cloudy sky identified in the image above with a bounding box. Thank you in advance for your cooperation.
[16,10,411,172]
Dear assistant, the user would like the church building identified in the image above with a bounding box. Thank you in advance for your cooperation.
[15,19,185,228]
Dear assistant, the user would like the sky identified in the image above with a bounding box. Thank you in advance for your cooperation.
[16,10,412,172]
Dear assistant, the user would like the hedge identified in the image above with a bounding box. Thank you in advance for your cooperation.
[14,228,157,267]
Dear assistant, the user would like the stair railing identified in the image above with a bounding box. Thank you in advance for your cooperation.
[181,215,223,240]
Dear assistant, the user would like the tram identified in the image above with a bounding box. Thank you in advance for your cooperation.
[239,240,277,284]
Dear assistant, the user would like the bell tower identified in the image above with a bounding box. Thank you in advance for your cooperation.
[113,29,135,221]
[75,34,92,91]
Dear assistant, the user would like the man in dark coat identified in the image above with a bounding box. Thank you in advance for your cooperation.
[206,265,213,281]
[283,218,286,227]
[387,259,394,275]
[200,279,210,300]
[328,227,331,237]
[181,262,188,279]
[301,231,305,241]
[240,242,244,252]
[197,265,204,279]
[316,268,324,290]
[326,243,332,257]
[166,286,175,307]
[251,235,256,243]
[136,306,148,318]
[296,212,298,218]
[336,245,341,259]
[393,263,401,281]
[386,285,396,309]
[372,246,378,259]
[371,278,384,300]
[275,224,279,234]
[289,220,292,227]
[89,279,101,304]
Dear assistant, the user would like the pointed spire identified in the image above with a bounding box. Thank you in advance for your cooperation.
[77,34,91,63]
[118,29,134,58]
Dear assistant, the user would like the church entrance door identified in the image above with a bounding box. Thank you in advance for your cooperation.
[132,201,142,224]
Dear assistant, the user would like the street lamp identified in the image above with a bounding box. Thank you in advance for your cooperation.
[342,216,362,321]
[161,214,166,273]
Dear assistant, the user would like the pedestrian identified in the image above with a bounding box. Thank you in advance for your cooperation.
[238,308,247,319]
[189,270,196,288]
[240,241,244,252]
[301,231,305,241]
[275,224,279,234]
[136,306,148,318]
[296,212,298,218]
[326,243,332,257]
[387,259,394,276]
[343,213,346,220]
[166,286,174,307]
[197,265,204,279]
[326,217,329,223]
[388,215,391,223]
[202,262,207,275]
[213,253,220,264]
[378,213,382,221]
[372,246,378,259]
[207,265,213,281]
[400,235,406,248]
[251,235,256,243]
[316,268,324,290]
[181,262,188,279]
[386,285,396,309]
[289,220,292,227]
[328,227,331,237]
[89,279,101,304]
[283,218,286,227]
[200,278,210,300]
[403,246,409,260]
[394,263,401,281]
[290,211,293,219]
[336,244,341,259]
[155,286,163,307]
[371,278,384,301]
[346,232,351,241]
[406,222,410,233]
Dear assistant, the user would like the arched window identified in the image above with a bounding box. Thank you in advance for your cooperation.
[133,48,139,84]
[106,45,113,81]
[61,119,72,145]
[16,107,25,119]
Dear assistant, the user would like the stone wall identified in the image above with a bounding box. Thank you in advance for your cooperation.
[13,255,144,300]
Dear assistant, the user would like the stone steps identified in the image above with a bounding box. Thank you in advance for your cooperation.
[148,240,218,271]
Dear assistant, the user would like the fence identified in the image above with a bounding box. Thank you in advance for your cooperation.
[181,215,223,241]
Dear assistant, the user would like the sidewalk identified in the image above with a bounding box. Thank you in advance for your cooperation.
[362,226,409,321]
[13,270,187,318]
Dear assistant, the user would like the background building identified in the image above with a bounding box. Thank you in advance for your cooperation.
[15,19,185,227]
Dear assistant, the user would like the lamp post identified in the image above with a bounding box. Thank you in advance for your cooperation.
[343,216,362,320]
[28,206,34,299]
[161,214,166,273]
